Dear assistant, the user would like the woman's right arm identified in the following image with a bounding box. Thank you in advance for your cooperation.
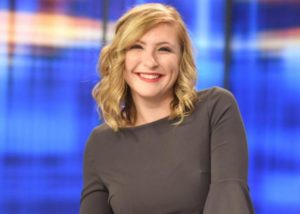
[80,191,113,214]
[79,131,113,214]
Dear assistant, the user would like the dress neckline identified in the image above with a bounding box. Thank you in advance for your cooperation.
[120,115,171,131]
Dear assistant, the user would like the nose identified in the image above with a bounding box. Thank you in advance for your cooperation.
[142,50,158,68]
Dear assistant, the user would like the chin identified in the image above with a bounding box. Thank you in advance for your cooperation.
[134,90,172,101]
[137,92,161,99]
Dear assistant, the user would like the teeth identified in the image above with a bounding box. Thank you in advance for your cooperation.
[139,73,160,79]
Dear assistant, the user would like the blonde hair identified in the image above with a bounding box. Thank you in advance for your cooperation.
[93,3,198,131]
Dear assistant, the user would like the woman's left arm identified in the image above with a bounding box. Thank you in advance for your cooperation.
[203,87,255,214]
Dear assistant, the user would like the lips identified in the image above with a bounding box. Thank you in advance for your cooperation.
[135,72,164,82]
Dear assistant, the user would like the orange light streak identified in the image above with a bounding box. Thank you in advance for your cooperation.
[0,11,115,48]
[258,28,300,51]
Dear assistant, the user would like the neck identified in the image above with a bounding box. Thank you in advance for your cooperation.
[131,94,173,126]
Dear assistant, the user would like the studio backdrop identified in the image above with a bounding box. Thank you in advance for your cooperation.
[0,0,300,213]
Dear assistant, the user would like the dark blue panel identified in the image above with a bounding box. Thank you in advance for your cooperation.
[231,0,300,213]
[2,0,299,213]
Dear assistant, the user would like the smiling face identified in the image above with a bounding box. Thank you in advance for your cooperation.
[124,23,181,104]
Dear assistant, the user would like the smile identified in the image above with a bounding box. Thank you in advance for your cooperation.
[135,72,163,82]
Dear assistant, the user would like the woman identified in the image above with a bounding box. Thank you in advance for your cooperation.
[80,3,254,214]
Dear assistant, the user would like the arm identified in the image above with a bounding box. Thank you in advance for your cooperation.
[203,87,254,214]
[80,131,113,214]
[80,191,113,214]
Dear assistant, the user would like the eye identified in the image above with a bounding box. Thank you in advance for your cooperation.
[129,44,143,50]
[158,47,172,52]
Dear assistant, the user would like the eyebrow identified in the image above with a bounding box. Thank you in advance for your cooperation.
[136,40,177,48]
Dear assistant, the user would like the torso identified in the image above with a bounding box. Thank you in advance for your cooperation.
[90,88,213,213]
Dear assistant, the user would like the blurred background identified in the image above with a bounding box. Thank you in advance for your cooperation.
[0,0,299,213]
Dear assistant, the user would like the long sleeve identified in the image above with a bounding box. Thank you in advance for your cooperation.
[203,88,255,213]
[80,131,114,214]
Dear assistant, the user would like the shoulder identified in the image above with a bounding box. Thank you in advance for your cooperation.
[91,123,114,138]
[197,86,236,105]
[84,123,116,153]
[197,86,236,108]
[195,86,240,120]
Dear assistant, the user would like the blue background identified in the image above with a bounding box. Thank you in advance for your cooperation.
[1,0,300,213]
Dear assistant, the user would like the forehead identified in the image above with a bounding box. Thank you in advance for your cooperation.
[138,23,180,45]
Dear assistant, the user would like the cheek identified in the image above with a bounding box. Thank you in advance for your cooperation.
[124,55,130,71]
[168,59,180,77]
[123,68,132,85]
[125,53,139,71]
[172,69,180,85]
[170,61,180,84]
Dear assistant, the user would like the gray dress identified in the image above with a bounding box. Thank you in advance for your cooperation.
[79,87,255,214]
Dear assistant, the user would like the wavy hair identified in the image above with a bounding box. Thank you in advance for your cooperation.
[92,3,198,131]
